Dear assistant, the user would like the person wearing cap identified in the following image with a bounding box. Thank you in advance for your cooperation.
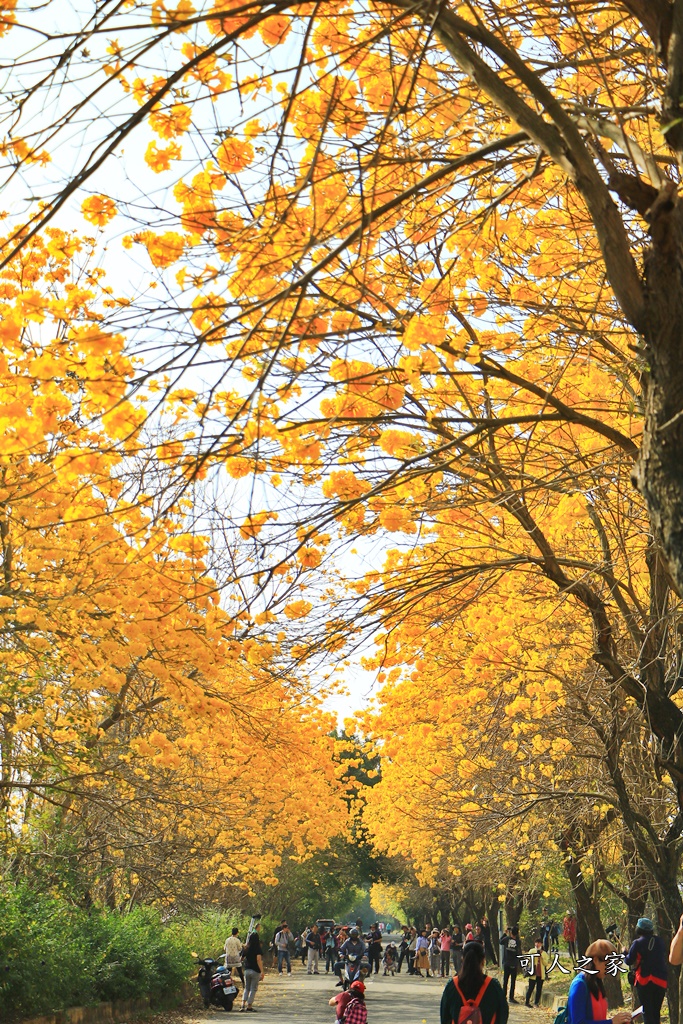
[625,918,668,1024]
[341,980,367,1024]
[568,939,631,1024]
[329,979,365,1021]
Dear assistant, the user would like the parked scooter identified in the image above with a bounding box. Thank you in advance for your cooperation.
[194,954,239,1011]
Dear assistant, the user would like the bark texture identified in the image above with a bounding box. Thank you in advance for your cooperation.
[633,195,683,599]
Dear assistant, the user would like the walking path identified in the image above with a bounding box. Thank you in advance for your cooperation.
[171,960,554,1024]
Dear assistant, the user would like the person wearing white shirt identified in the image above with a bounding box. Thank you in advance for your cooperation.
[225,927,245,984]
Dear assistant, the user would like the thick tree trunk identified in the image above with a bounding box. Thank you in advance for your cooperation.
[464,889,485,930]
[505,892,524,927]
[486,895,500,965]
[562,844,623,1009]
[623,869,649,943]
[601,841,648,943]
[654,874,683,1024]
[565,858,603,952]
[634,194,683,599]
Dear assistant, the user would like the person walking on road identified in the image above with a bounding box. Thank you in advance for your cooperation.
[240,923,264,1012]
[440,940,508,1024]
[625,918,668,1024]
[271,919,286,951]
[524,937,549,1007]
[274,922,293,976]
[568,939,631,1024]
[306,923,322,975]
[500,925,521,1003]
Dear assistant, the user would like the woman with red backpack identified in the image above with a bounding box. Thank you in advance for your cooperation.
[441,941,508,1024]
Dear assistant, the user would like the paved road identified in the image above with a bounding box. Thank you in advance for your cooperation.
[177,958,552,1024]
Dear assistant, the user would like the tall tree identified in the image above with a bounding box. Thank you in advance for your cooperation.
[0,228,347,906]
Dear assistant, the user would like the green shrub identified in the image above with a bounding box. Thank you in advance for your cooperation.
[88,906,192,1004]
[0,884,221,1020]
[168,908,246,962]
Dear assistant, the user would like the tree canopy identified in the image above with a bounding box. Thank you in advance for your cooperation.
[5,1,683,1016]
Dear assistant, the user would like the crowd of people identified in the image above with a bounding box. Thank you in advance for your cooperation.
[445,913,681,1024]
[219,910,683,1024]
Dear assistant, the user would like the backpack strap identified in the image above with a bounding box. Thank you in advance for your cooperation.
[454,976,492,1008]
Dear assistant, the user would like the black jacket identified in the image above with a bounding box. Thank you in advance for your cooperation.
[500,934,520,968]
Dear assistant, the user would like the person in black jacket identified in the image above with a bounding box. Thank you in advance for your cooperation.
[625,918,668,1024]
[500,925,521,1003]
[452,924,465,974]
[306,924,323,974]
[441,941,508,1024]
[397,926,410,973]
[369,923,383,975]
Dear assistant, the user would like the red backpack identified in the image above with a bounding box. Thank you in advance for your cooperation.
[453,976,492,1024]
